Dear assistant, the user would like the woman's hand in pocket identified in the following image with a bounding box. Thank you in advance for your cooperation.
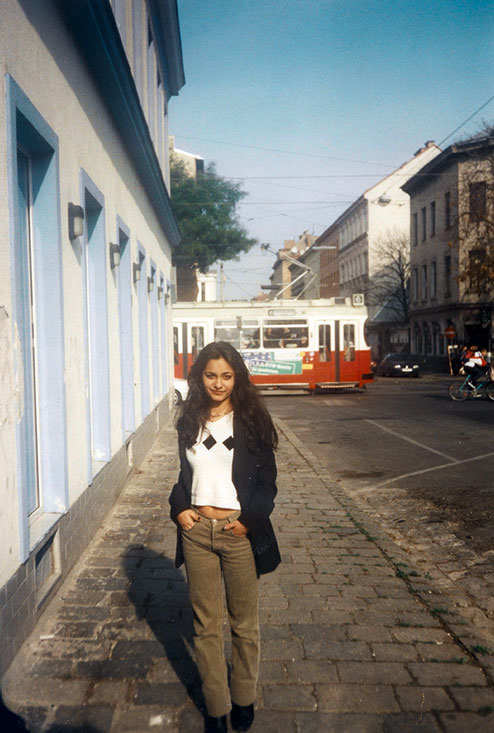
[177,509,201,530]
[223,519,249,537]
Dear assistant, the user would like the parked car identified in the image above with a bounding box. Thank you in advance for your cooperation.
[174,378,189,405]
[377,353,420,378]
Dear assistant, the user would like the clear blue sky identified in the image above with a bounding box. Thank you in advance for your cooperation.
[170,0,494,299]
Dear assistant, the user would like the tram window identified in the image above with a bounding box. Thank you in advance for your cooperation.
[173,326,179,365]
[343,324,355,361]
[214,319,260,350]
[263,320,309,348]
[318,324,332,362]
[190,326,204,362]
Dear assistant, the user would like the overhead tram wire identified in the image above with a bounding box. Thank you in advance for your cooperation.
[172,134,393,168]
[437,94,494,147]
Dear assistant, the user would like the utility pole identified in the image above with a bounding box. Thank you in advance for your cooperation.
[219,262,225,301]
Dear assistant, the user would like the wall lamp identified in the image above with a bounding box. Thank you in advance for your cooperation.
[157,285,164,300]
[147,276,154,293]
[109,243,121,269]
[133,261,142,283]
[68,203,84,240]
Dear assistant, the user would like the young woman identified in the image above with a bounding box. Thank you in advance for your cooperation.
[169,341,280,733]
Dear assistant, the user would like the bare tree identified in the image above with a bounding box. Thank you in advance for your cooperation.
[367,229,410,322]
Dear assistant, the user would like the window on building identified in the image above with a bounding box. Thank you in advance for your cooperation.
[444,254,451,297]
[413,212,418,246]
[468,248,484,291]
[431,260,437,298]
[430,201,436,237]
[445,191,451,229]
[421,207,427,242]
[422,264,427,299]
[469,181,487,222]
[412,267,418,301]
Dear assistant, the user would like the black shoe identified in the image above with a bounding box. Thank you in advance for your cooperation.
[231,703,254,731]
[204,714,228,733]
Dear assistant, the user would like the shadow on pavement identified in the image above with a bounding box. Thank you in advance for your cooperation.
[123,545,205,715]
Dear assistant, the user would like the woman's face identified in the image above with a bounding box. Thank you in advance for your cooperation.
[202,357,235,405]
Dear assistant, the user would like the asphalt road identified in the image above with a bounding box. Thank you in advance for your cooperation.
[265,376,494,497]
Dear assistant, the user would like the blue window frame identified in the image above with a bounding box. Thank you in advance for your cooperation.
[117,218,135,438]
[6,76,68,560]
[80,171,111,479]
[137,245,150,418]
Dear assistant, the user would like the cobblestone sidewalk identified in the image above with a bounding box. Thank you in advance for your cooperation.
[3,419,494,732]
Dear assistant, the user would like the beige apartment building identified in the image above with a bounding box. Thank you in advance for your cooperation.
[300,143,441,356]
[402,132,494,366]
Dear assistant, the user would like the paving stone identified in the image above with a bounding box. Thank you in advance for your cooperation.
[447,685,494,711]
[132,682,188,706]
[347,626,394,643]
[5,677,90,707]
[283,659,338,684]
[260,639,304,661]
[294,711,384,732]
[392,628,453,644]
[315,684,401,713]
[382,712,442,732]
[250,709,297,732]
[337,661,413,684]
[408,662,487,686]
[51,704,114,731]
[261,683,317,711]
[439,711,494,732]
[289,623,346,642]
[89,680,130,705]
[112,705,178,731]
[415,642,469,662]
[394,685,456,712]
[371,642,418,662]
[304,640,372,661]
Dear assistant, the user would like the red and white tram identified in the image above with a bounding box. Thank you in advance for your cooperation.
[173,297,373,392]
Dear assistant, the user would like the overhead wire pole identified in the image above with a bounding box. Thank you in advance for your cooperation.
[260,243,314,299]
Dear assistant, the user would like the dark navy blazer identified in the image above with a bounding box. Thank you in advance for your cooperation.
[169,417,281,575]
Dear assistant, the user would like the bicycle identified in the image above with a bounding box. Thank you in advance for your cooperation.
[448,372,494,401]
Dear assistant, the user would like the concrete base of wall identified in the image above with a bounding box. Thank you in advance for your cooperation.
[0,397,172,679]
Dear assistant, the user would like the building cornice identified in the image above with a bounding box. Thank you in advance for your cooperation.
[410,301,491,318]
[147,0,186,98]
[402,136,494,196]
[58,0,183,247]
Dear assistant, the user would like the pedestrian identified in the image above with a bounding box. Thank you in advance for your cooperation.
[169,341,281,733]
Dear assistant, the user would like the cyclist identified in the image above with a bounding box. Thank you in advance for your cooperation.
[462,345,488,387]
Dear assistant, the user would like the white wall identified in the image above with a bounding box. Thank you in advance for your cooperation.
[0,0,175,583]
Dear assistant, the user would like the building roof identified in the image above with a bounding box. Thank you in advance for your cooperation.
[401,133,494,195]
[313,142,440,243]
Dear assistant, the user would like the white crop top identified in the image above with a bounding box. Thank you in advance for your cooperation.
[186,412,240,510]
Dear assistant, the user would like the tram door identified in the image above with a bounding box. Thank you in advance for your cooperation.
[316,321,336,381]
[182,322,207,377]
[340,321,357,381]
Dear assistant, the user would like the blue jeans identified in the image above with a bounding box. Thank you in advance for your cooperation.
[181,510,259,717]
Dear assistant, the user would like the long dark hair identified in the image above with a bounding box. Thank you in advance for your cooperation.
[176,341,278,453]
